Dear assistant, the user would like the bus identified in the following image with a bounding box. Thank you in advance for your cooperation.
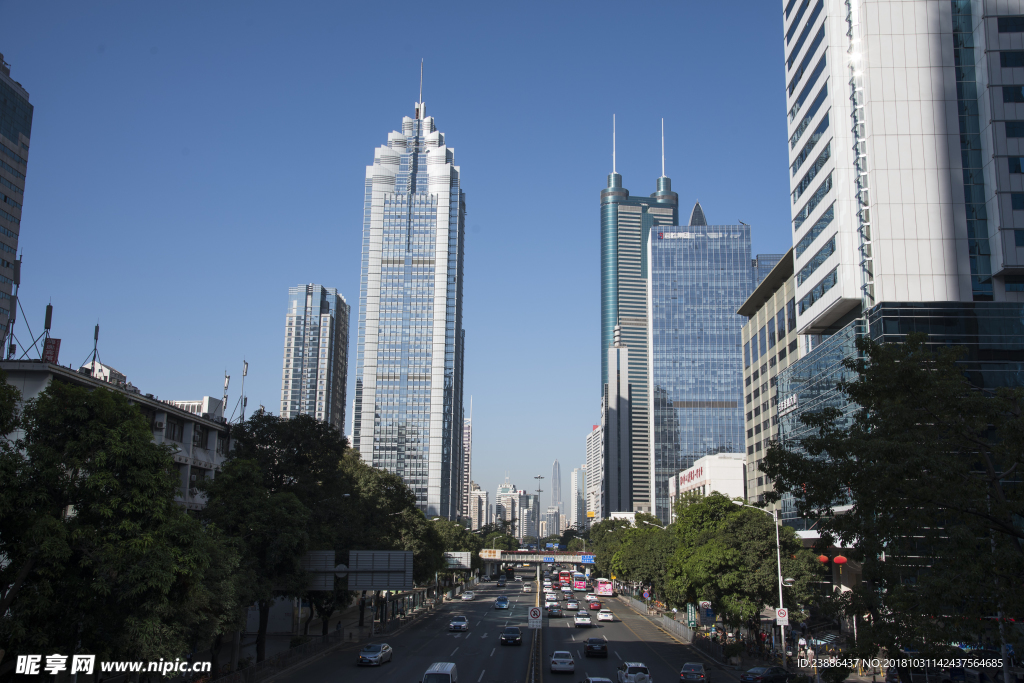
[558,570,572,586]
[595,578,614,597]
[573,572,587,591]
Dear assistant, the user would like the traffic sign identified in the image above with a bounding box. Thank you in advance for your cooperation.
[699,601,711,610]
[528,606,542,629]
[686,603,697,628]
[544,556,555,563]
[643,591,650,599]
[580,554,595,564]
[776,607,789,626]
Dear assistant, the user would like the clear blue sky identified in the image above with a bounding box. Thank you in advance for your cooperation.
[3,0,791,509]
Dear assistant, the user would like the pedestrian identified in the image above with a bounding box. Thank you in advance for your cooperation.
[808,647,816,668]
[798,635,807,658]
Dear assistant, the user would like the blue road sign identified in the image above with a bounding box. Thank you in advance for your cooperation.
[543,557,555,563]
[546,543,554,548]
[580,554,595,564]
[704,608,715,620]
[643,591,650,599]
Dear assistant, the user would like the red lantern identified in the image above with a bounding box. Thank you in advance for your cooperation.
[818,555,829,563]
[834,555,848,565]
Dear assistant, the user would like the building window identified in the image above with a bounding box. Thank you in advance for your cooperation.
[166,420,184,442]
[792,142,831,204]
[745,375,752,387]
[787,299,797,331]
[789,339,798,352]
[1011,158,1024,174]
[796,236,837,285]
[778,347,787,361]
[1007,276,1024,292]
[1008,122,1024,138]
[1003,52,1024,68]
[1016,230,1024,247]
[748,446,754,455]
[1004,86,1024,103]
[193,426,209,449]
[748,428,754,438]
[789,56,827,121]
[216,436,228,454]
[769,356,777,368]
[759,326,767,357]
[798,267,839,314]
[999,16,1024,32]
[768,318,776,348]
[787,0,825,70]
[1014,194,1024,211]
[744,341,750,368]
[776,310,786,341]
[791,114,830,175]
[790,83,828,148]
[793,176,833,231]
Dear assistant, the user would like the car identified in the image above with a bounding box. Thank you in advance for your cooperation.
[551,581,560,589]
[589,600,603,610]
[545,592,560,602]
[422,662,458,683]
[461,591,475,601]
[681,663,708,681]
[494,596,510,609]
[448,615,469,632]
[550,651,575,674]
[584,637,608,657]
[545,598,560,609]
[583,679,615,683]
[617,662,653,683]
[586,593,598,601]
[480,574,490,581]
[574,611,592,628]
[739,667,789,683]
[357,643,393,666]
[548,605,563,617]
[500,626,523,646]
[515,575,523,582]
[597,609,615,622]
[497,578,506,587]
[523,582,533,593]
[566,600,580,610]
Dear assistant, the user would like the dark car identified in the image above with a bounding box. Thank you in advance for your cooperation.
[584,638,608,658]
[681,663,708,681]
[548,605,563,617]
[589,600,603,610]
[740,667,790,683]
[500,627,523,646]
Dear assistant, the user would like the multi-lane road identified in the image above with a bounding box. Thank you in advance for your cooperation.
[273,567,741,683]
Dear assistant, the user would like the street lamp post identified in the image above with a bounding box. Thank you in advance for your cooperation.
[733,501,788,662]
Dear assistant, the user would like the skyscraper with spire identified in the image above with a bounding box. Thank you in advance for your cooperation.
[599,117,678,514]
[351,82,466,519]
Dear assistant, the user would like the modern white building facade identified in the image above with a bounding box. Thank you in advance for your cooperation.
[585,425,602,525]
[783,0,1024,337]
[351,100,467,519]
[570,466,585,531]
[666,452,746,520]
[602,326,632,518]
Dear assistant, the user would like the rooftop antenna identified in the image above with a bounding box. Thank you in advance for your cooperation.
[612,114,617,173]
[661,117,665,177]
[419,58,423,104]
[222,372,230,421]
[240,360,248,422]
[90,323,99,376]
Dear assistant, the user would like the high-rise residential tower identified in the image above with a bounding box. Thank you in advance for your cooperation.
[0,55,31,342]
[352,98,466,519]
[600,137,679,513]
[647,208,753,522]
[468,482,488,531]
[280,284,350,432]
[570,466,585,531]
[585,425,602,524]
[550,459,562,514]
[462,412,473,520]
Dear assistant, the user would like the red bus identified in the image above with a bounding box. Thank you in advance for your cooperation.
[558,570,571,586]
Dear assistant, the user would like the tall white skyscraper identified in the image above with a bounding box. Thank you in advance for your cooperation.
[462,412,473,519]
[351,98,467,519]
[468,482,488,531]
[550,459,562,514]
[585,425,602,524]
[570,466,585,531]
[603,325,632,517]
[279,284,350,432]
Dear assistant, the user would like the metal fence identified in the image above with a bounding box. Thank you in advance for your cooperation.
[622,596,726,663]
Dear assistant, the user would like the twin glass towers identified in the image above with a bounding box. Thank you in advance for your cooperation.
[352,99,466,520]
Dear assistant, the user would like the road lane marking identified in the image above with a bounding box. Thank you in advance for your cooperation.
[482,633,488,638]
[478,671,485,682]
[451,647,459,656]
[490,648,495,657]
[615,651,622,660]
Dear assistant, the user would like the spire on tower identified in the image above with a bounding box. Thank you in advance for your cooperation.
[415,59,426,119]
[613,114,617,173]
[661,118,665,178]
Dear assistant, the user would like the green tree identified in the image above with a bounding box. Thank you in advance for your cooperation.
[0,380,236,679]
[589,517,634,578]
[762,335,1024,665]
[567,538,587,552]
[610,525,678,597]
[663,493,821,627]
[483,531,519,551]
[200,411,350,662]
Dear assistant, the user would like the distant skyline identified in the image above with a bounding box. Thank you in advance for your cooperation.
[2,0,792,505]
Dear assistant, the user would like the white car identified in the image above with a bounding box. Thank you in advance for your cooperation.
[461,591,475,601]
[574,611,592,628]
[515,575,523,582]
[550,651,575,674]
[597,609,615,622]
[545,598,560,609]
[565,600,580,611]
[586,593,598,602]
[448,615,469,632]
[545,592,560,602]
[617,662,653,683]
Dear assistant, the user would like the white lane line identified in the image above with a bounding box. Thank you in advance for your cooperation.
[451,647,459,656]
[615,651,622,660]
[490,648,495,657]
[478,671,485,682]
[482,633,488,638]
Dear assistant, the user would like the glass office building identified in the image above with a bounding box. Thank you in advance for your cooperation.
[647,213,753,522]
[279,284,350,432]
[600,172,678,512]
[351,100,466,520]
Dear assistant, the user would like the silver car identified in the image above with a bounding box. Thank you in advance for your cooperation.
[550,650,575,674]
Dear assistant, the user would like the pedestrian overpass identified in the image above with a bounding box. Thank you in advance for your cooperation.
[478,549,595,578]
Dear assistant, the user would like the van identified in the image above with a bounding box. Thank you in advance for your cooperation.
[422,662,458,683]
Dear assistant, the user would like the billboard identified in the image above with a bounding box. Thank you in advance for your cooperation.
[300,550,338,591]
[479,548,502,560]
[348,551,414,591]
[445,552,472,569]
[42,338,61,364]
